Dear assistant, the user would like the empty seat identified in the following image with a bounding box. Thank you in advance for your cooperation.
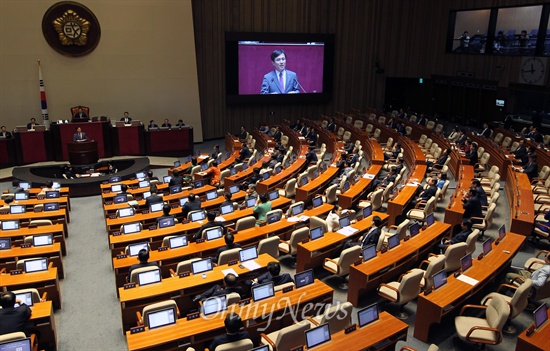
[322,246,361,289]
[258,236,280,259]
[377,268,424,319]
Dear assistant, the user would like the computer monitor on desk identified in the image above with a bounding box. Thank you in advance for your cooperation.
[305,323,331,349]
[202,295,227,316]
[460,254,472,273]
[192,258,213,275]
[128,242,149,257]
[168,235,188,249]
[0,338,32,351]
[310,226,324,241]
[534,303,549,330]
[239,246,258,262]
[137,268,161,286]
[358,303,379,327]
[251,281,275,302]
[33,234,53,247]
[482,238,492,255]
[432,269,447,290]
[24,258,48,273]
[1,220,19,230]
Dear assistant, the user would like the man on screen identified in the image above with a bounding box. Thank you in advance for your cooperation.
[260,49,300,94]
[73,126,88,142]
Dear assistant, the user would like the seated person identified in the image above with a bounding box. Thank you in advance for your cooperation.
[26,118,39,130]
[436,173,447,189]
[326,118,336,132]
[305,146,318,164]
[512,139,528,162]
[156,204,174,225]
[462,188,482,224]
[237,126,247,141]
[183,157,198,175]
[437,219,472,253]
[64,165,77,179]
[465,142,479,166]
[221,192,234,208]
[169,169,184,186]
[73,107,88,120]
[73,126,88,142]
[506,253,550,290]
[214,233,241,263]
[535,211,550,234]
[471,179,488,206]
[119,184,129,195]
[194,211,224,240]
[161,119,172,128]
[306,127,318,145]
[205,161,221,187]
[175,119,185,128]
[193,273,244,302]
[256,261,294,286]
[182,193,202,219]
[244,184,258,200]
[211,145,220,159]
[145,185,163,207]
[244,168,262,188]
[372,167,397,189]
[272,126,282,142]
[326,205,342,232]
[340,216,383,252]
[412,177,437,206]
[384,142,402,160]
[146,170,158,181]
[253,193,272,224]
[208,313,251,351]
[147,120,159,129]
[235,144,251,163]
[127,249,158,282]
[427,148,451,169]
[516,154,538,181]
[0,291,32,336]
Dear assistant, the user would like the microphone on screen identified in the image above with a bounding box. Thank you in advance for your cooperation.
[294,78,307,93]
[268,78,279,93]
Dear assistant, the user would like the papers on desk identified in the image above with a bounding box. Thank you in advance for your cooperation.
[456,274,478,286]
[91,173,101,177]
[299,155,306,159]
[363,174,375,179]
[214,216,225,222]
[128,200,139,207]
[241,260,261,271]
[221,268,239,277]
[505,155,513,158]
[337,226,359,237]
[407,182,420,187]
[287,215,309,223]
[299,136,306,140]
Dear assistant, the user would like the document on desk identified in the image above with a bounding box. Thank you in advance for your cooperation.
[241,260,261,271]
[221,268,239,277]
[407,182,420,187]
[456,274,478,286]
[287,215,309,223]
[337,227,359,237]
[215,216,225,222]
[363,174,375,179]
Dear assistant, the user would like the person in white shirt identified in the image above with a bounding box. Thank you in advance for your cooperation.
[507,254,550,289]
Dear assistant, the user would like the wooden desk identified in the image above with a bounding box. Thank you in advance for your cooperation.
[516,307,550,351]
[338,165,382,209]
[413,232,525,342]
[1,267,62,309]
[125,279,334,351]
[386,165,427,226]
[0,208,69,224]
[251,129,276,151]
[225,133,242,152]
[145,127,194,157]
[444,165,475,228]
[256,157,307,194]
[224,156,271,190]
[0,223,67,255]
[0,197,70,214]
[347,221,451,307]
[506,166,535,236]
[29,301,58,351]
[1,242,64,278]
[295,166,339,204]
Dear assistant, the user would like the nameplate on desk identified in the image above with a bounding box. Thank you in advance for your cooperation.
[124,282,136,289]
[10,269,23,275]
[353,259,362,266]
[112,231,121,236]
[130,326,145,334]
[105,201,113,205]
[290,346,304,351]
[116,254,127,259]
[20,243,32,249]
[228,259,238,266]
[149,225,157,231]
[344,324,357,334]
[424,287,433,296]
[477,253,484,260]
[380,246,388,253]
[109,214,116,219]
[141,210,149,215]
[239,298,251,306]
[179,271,190,278]
[282,286,294,293]
[34,208,43,213]
[494,239,500,246]
[103,189,111,194]
[196,238,205,244]
[301,238,310,244]
[171,203,179,209]
[404,235,410,242]
[158,246,168,252]
[186,312,200,320]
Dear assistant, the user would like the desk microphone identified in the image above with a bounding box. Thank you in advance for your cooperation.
[294,78,307,93]
[268,78,278,93]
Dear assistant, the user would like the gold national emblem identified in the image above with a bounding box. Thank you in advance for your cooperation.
[52,9,89,46]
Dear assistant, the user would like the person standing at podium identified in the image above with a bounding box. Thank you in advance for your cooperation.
[26,118,39,130]
[73,126,88,142]
[120,112,132,124]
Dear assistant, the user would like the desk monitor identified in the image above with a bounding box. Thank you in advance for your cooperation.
[190,210,206,222]
[52,182,60,189]
[362,205,372,218]
[426,213,435,227]
[150,202,164,213]
[498,224,506,241]
[138,180,150,188]
[409,222,420,237]
[123,222,141,234]
[44,202,59,212]
[300,176,309,187]
[313,170,319,179]
[170,185,182,194]
[291,203,304,216]
[342,181,350,193]
[460,254,472,273]
[534,303,548,330]
[263,172,270,181]
[206,190,218,201]
[15,291,33,307]
[358,303,379,328]
[168,235,188,249]
[362,244,377,262]
[179,197,188,207]
[33,234,53,247]
[192,258,213,275]
[174,160,181,168]
[109,176,121,183]
[202,295,227,316]
[113,194,128,204]
[158,217,175,229]
[135,171,147,180]
[45,190,60,199]
[243,162,249,171]
[312,196,323,208]
[482,238,492,255]
[1,220,19,231]
[274,165,282,174]
[388,234,400,249]
[19,182,30,190]
[24,258,48,273]
[230,168,238,176]
[338,215,350,229]
[201,163,209,171]
[128,242,149,257]
[266,212,281,224]
[246,197,257,208]
[252,281,275,302]
[229,185,240,194]
[194,179,205,188]
[305,323,331,349]
[285,160,291,168]
[10,205,25,214]
[137,268,161,286]
[268,190,279,201]
[320,163,327,173]
[0,337,32,351]
[142,191,151,199]
[163,175,172,184]
[205,227,223,241]
[147,309,176,330]
[0,238,11,250]
[14,192,28,200]
[111,184,122,193]
[432,269,447,290]
[118,207,134,218]
[310,226,324,241]
[188,155,194,162]
[220,204,234,215]
[239,246,258,262]
[249,346,269,351]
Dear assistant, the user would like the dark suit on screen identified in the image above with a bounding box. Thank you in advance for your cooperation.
[73,132,88,142]
[260,70,300,94]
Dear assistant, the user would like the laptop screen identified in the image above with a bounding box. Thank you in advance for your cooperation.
[310,226,324,240]
[342,181,350,192]
[33,234,53,247]
[229,185,240,194]
[338,215,350,229]
[362,205,372,218]
[246,197,257,208]
[10,205,25,214]
[173,160,181,168]
[305,323,331,349]
[239,246,258,262]
[534,303,549,330]
[111,184,122,192]
[179,197,188,207]
[143,191,152,200]
[147,308,176,329]
[118,207,134,218]
[409,223,420,237]
[202,295,227,316]
[300,176,308,186]
[14,192,28,200]
[19,182,30,189]
[220,204,234,215]
[498,225,506,241]
[312,196,323,208]
[188,155,194,162]
[24,258,48,273]
[482,238,492,255]
[150,202,164,213]
[44,202,59,212]
[169,235,188,249]
[194,180,205,188]
[275,166,282,174]
[1,220,19,230]
[252,281,275,302]
[358,303,379,327]
[137,269,161,286]
[190,211,206,222]
[205,227,223,241]
[158,217,175,228]
[109,176,121,183]
[201,163,208,171]
[426,213,435,227]
[230,168,238,175]
[128,242,149,256]
[268,190,279,201]
[267,212,281,224]
[114,194,128,203]
[291,203,304,216]
[170,185,182,194]
[0,338,32,351]
[192,258,213,274]
[243,162,249,171]
[388,234,400,249]
[249,346,269,351]
[163,175,172,184]
[0,238,11,250]
[362,244,377,262]
[461,254,472,273]
[135,172,146,179]
[295,269,314,289]
[432,269,447,290]
[138,180,150,188]
[263,172,270,180]
[15,292,34,307]
[123,223,141,234]
[206,191,218,201]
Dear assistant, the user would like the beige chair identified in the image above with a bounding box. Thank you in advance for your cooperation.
[263,209,283,224]
[323,246,361,289]
[170,258,201,276]
[465,229,480,255]
[471,203,496,240]
[125,243,151,256]
[322,184,338,204]
[365,124,374,134]
[383,219,410,243]
[358,188,384,211]
[260,321,310,351]
[454,294,509,347]
[377,268,424,319]
[336,127,345,139]
[426,120,435,130]
[441,242,467,272]
[501,136,512,149]
[29,219,53,226]
[309,302,353,333]
[371,128,381,140]
[342,131,351,142]
[278,178,296,198]
[0,332,36,350]
[406,196,436,223]
[353,119,363,129]
[234,216,256,231]
[136,300,179,328]
[400,345,439,351]
[279,227,309,265]
[345,115,353,125]
[378,116,386,124]
[12,288,47,303]
[189,165,201,180]
[479,165,499,185]
[482,278,532,334]
[523,250,549,272]
[258,236,280,259]
[309,216,328,233]
[417,134,427,146]
[218,247,242,265]
[212,338,253,351]
[418,254,445,291]
[474,153,490,172]
[219,169,231,188]
[130,266,161,284]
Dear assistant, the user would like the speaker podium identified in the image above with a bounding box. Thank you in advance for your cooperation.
[68,141,98,165]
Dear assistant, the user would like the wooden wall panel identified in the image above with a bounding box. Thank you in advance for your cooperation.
[192,0,544,140]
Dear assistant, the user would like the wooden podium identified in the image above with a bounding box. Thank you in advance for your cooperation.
[68,141,98,165]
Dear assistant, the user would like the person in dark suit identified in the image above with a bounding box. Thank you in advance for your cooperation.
[146,170,158,181]
[520,154,538,181]
[531,127,544,144]
[466,142,479,166]
[145,185,163,207]
[306,127,318,146]
[220,192,234,208]
[462,188,483,223]
[438,219,472,253]
[208,313,251,351]
[272,126,282,143]
[73,126,88,142]
[156,204,174,225]
[175,119,185,128]
[120,112,132,124]
[147,120,158,129]
[0,291,32,336]
[0,126,12,139]
[236,144,251,163]
[513,139,528,162]
[26,118,39,130]
[213,233,241,263]
[260,49,300,94]
[237,126,247,140]
[340,216,383,253]
[478,123,492,138]
[211,145,220,159]
[471,179,488,206]
[182,193,202,220]
[194,211,225,240]
[194,273,245,302]
[327,118,336,132]
[306,146,318,164]
[256,261,294,287]
[74,107,87,119]
[127,249,158,282]
[291,119,302,131]
[416,113,426,126]
[427,148,451,169]
[161,119,172,128]
[169,169,184,187]
[413,177,437,205]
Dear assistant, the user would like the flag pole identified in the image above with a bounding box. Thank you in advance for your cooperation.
[38,59,50,128]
